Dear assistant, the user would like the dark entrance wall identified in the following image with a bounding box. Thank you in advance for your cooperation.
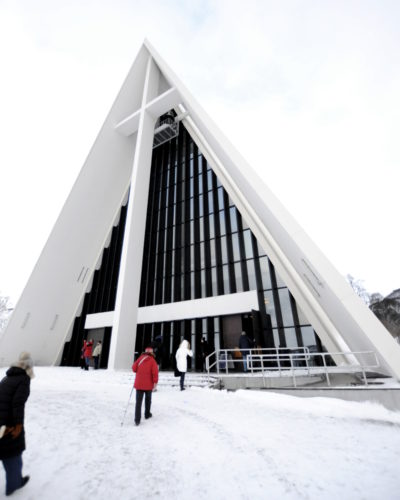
[222,314,243,349]
[222,313,257,349]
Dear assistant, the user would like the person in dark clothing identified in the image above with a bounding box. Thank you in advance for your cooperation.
[238,331,254,372]
[199,337,210,372]
[132,347,159,426]
[0,352,33,496]
[152,335,163,367]
[80,340,86,369]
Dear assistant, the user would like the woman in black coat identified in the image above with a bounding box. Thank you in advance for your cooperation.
[0,352,33,496]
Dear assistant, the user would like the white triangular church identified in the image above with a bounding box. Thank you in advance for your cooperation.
[2,40,400,380]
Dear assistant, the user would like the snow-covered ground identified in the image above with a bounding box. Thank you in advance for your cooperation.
[1,367,400,500]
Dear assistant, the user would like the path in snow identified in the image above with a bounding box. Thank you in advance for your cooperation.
[1,367,400,499]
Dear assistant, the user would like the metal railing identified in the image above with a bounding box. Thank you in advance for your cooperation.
[205,348,380,387]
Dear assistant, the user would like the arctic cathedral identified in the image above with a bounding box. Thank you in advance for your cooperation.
[1,41,400,380]
[64,119,321,369]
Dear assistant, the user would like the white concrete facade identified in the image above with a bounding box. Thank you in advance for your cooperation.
[84,291,259,329]
[1,40,400,379]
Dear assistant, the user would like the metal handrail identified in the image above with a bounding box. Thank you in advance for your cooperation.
[205,348,380,387]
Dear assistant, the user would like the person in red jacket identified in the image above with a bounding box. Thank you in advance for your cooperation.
[83,339,94,371]
[132,347,159,426]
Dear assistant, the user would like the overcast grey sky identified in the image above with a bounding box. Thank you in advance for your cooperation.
[0,0,399,304]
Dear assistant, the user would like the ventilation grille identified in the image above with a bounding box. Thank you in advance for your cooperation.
[153,116,179,148]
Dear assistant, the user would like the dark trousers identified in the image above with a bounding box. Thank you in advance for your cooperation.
[135,390,152,423]
[180,372,186,390]
[2,454,23,495]
[93,356,99,369]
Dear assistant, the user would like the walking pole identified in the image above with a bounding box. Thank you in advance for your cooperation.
[121,384,135,427]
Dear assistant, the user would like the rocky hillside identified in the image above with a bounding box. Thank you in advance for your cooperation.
[370,289,400,342]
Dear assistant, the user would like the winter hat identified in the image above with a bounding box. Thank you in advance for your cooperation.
[145,347,154,353]
[16,351,35,379]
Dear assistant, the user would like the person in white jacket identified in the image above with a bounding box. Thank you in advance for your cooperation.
[175,340,193,391]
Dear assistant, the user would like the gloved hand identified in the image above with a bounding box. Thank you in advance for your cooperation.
[10,424,23,439]
[153,384,158,392]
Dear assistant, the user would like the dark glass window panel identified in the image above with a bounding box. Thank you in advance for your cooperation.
[216,176,222,188]
[278,288,294,327]
[159,208,167,230]
[181,275,185,297]
[234,262,243,292]
[284,327,299,348]
[201,270,206,297]
[200,242,205,269]
[180,252,185,273]
[211,267,217,296]
[180,223,185,247]
[222,264,230,294]
[171,226,176,248]
[301,326,317,348]
[181,162,186,181]
[219,211,226,235]
[209,216,215,239]
[190,197,194,221]
[247,260,257,290]
[207,169,213,188]
[208,191,214,214]
[190,245,195,271]
[210,239,216,267]
[199,217,204,242]
[243,230,254,259]
[220,236,228,264]
[259,257,272,289]
[231,233,240,262]
[176,201,184,222]
[190,157,194,177]
[228,196,234,208]
[217,187,224,210]
[272,329,280,348]
[190,272,195,299]
[264,291,278,328]
[198,195,204,217]
[190,176,194,197]
[190,220,194,245]
[198,174,203,195]
[230,207,238,233]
